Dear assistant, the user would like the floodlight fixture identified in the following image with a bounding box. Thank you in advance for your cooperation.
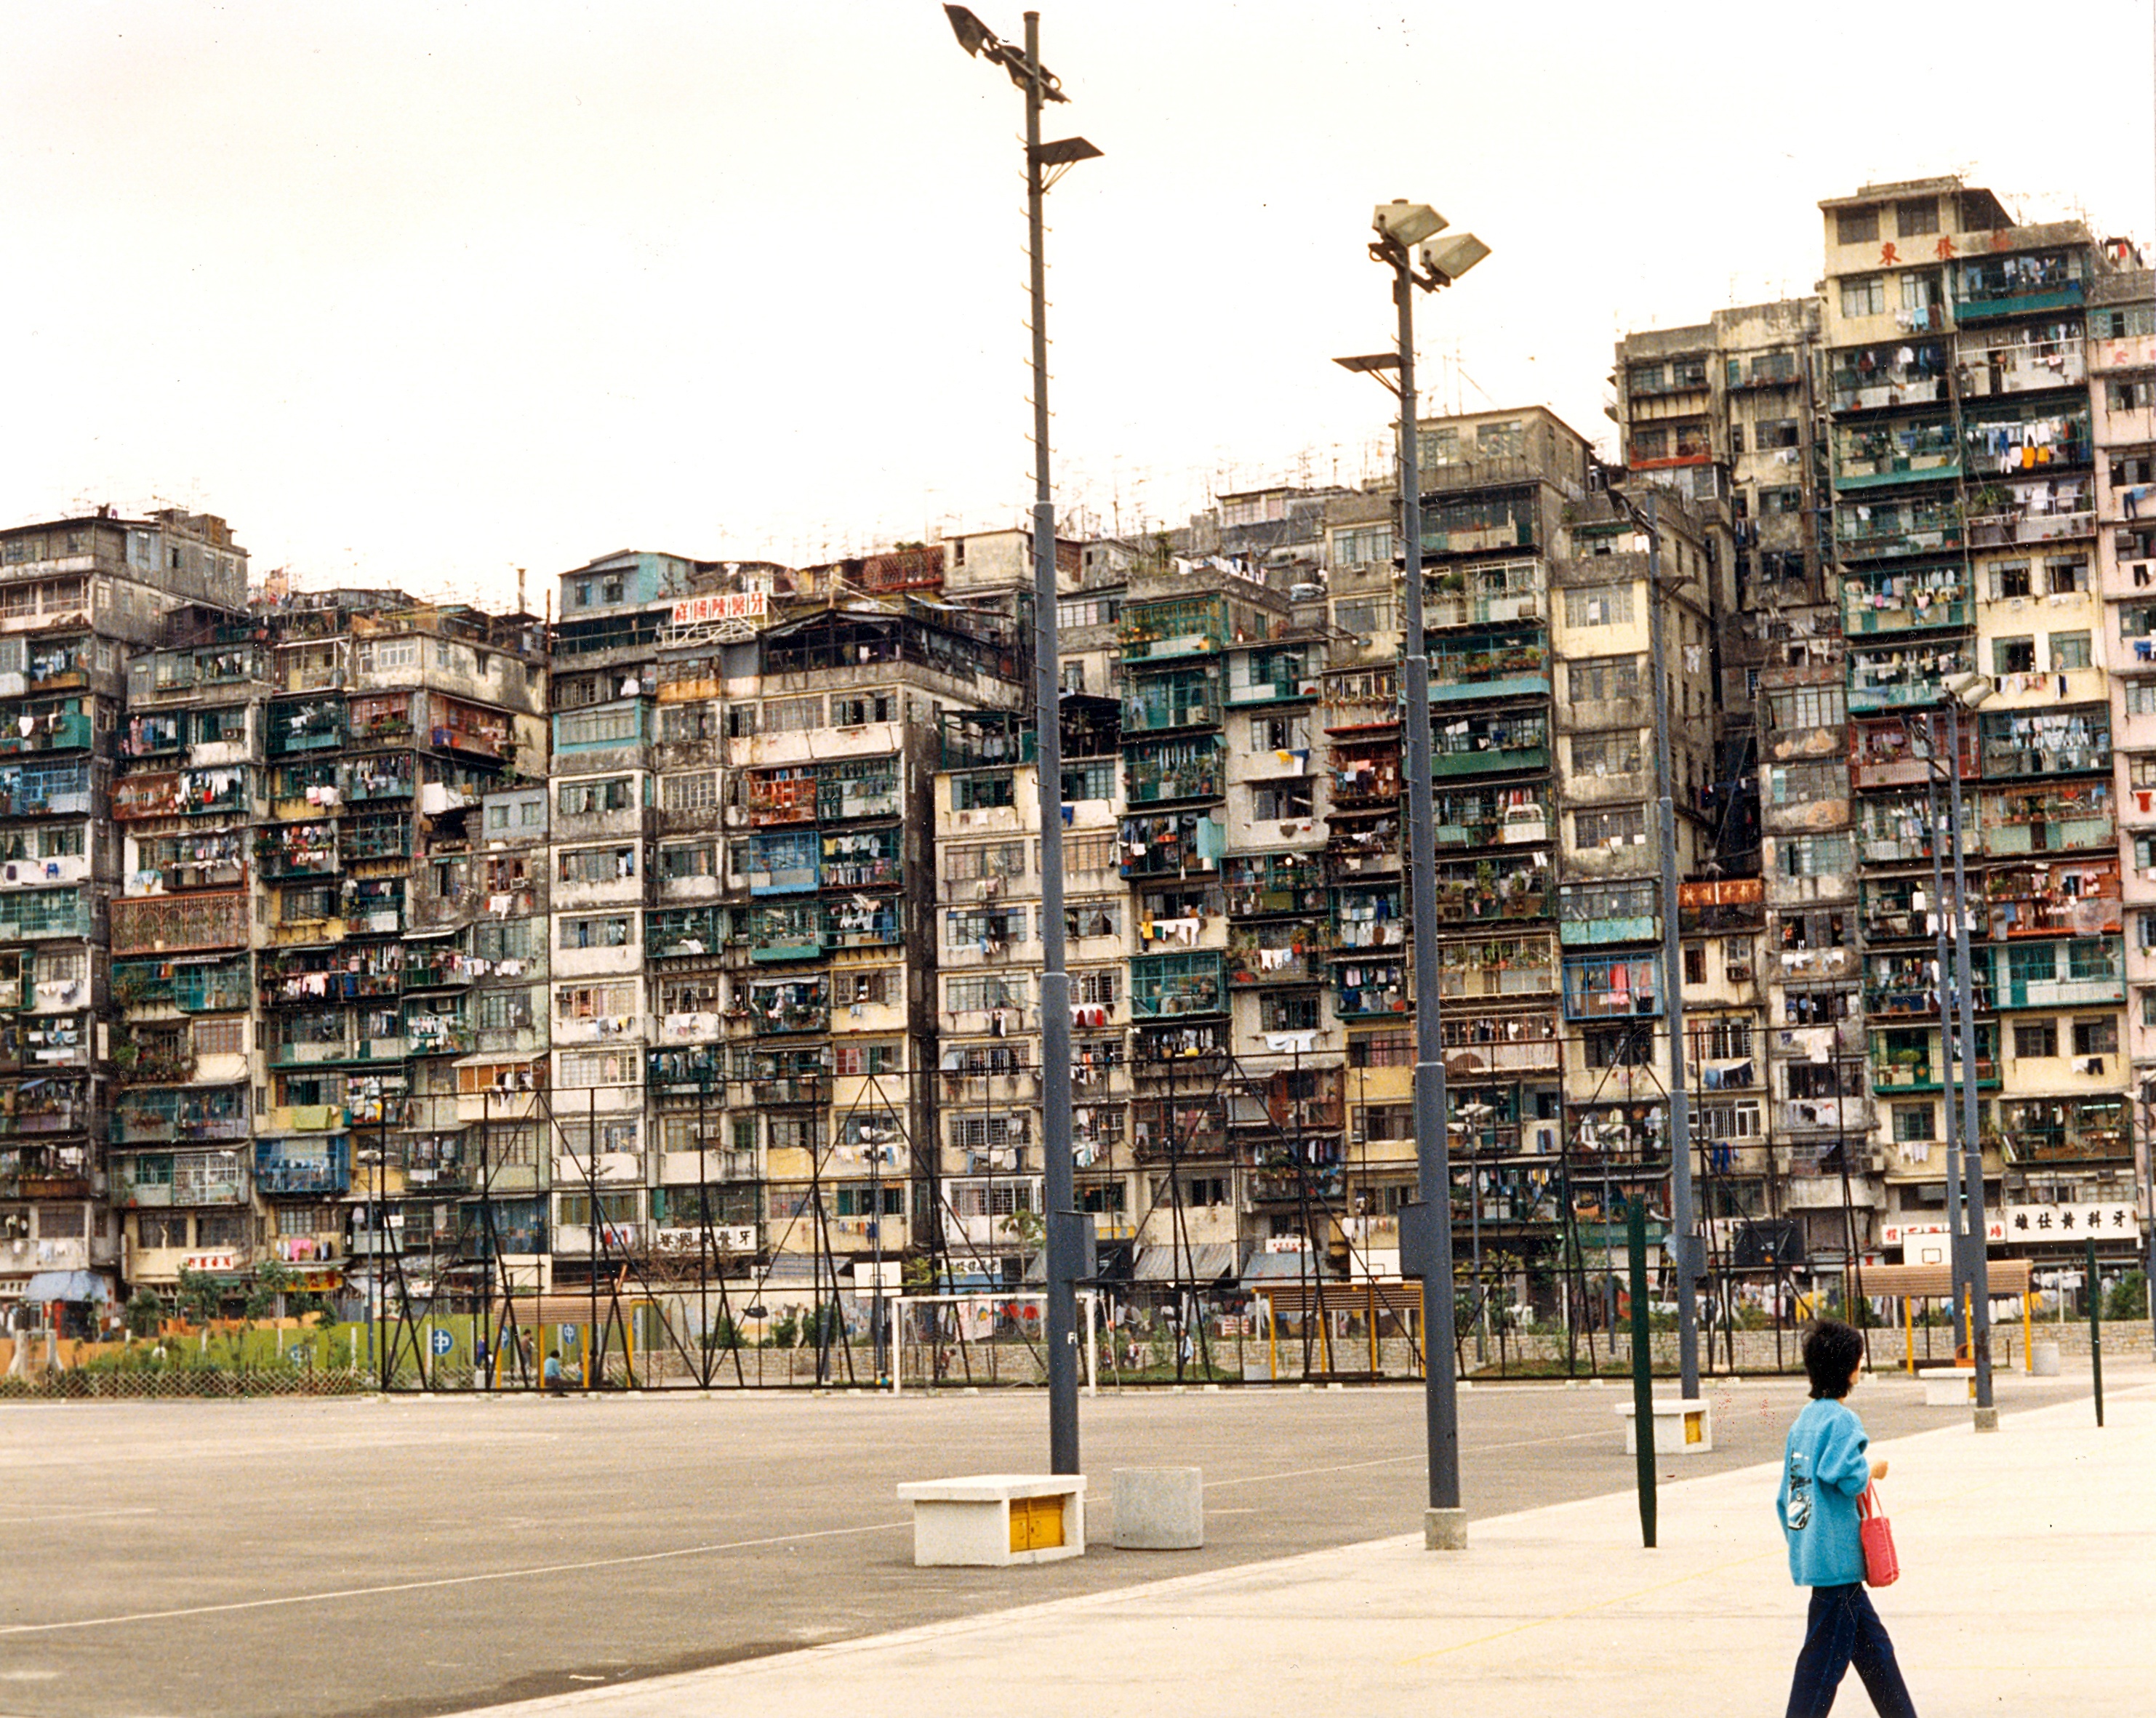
[1374,200,1448,247]
[1419,233,1491,286]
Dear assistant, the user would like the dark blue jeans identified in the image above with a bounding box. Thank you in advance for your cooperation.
[1787,1583,1917,1717]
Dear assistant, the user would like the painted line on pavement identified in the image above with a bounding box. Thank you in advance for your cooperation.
[0,1520,910,1637]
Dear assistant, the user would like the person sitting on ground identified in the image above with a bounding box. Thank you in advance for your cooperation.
[542,1349,565,1395]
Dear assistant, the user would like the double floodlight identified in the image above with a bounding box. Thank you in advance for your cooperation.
[1371,200,1488,289]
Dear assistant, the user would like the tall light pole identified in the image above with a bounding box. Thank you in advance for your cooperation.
[944,5,1099,1475]
[1939,670,1996,1427]
[1341,201,1487,1551]
[1602,485,1702,1401]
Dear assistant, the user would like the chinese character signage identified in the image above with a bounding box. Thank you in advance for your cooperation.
[2002,1203,2138,1242]
[668,592,766,627]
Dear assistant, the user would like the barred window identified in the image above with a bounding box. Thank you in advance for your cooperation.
[764,696,823,733]
[946,974,1028,1013]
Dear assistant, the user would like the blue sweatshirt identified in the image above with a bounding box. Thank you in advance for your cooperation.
[1776,1397,1872,1587]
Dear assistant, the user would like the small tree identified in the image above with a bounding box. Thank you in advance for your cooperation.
[246,1261,294,1323]
[175,1267,221,1325]
[123,1287,165,1339]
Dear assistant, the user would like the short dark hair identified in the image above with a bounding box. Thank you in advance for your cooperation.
[1802,1319,1865,1399]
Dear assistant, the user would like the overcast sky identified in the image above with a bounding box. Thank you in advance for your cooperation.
[3,1,2151,611]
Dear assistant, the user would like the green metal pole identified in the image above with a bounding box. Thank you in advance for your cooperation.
[1628,1198,1656,1548]
[2088,1234,2103,1429]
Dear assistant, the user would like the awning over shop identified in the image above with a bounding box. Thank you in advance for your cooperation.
[20,1271,112,1303]
[1131,1243,1235,1285]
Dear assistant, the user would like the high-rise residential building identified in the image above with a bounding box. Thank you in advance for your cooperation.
[1,509,247,1311]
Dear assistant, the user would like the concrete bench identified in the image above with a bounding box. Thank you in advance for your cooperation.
[1614,1397,1714,1454]
[894,1473,1086,1568]
[1916,1365,1976,1406]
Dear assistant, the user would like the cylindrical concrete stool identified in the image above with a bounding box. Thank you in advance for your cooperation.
[1113,1467,1203,1549]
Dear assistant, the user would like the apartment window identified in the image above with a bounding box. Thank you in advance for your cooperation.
[2013,1021,2056,1059]
[556,776,633,816]
[193,1019,244,1058]
[1249,713,1310,751]
[556,981,636,1020]
[945,974,1027,1013]
[1891,1103,1934,1143]
[1584,1024,1651,1068]
[2130,682,2156,718]
[558,1048,638,1088]
[477,990,536,1032]
[833,692,894,726]
[659,841,716,880]
[1836,207,1879,246]
[1564,585,1634,627]
[1840,276,1887,318]
[764,695,823,733]
[1063,832,1118,875]
[833,1043,899,1077]
[657,702,718,743]
[1768,763,1843,805]
[1057,595,1123,628]
[1758,420,1801,450]
[1575,805,1646,848]
[1568,656,1643,703]
[724,703,758,738]
[1334,595,1395,638]
[661,771,718,813]
[1260,992,1321,1032]
[1062,758,1115,802]
[2072,1017,2118,1056]
[2050,632,2091,671]
[1767,687,1846,731]
[1069,901,1123,940]
[1776,832,1862,879]
[944,841,1027,883]
[558,915,632,950]
[1895,197,1939,238]
[1075,967,1121,1005]
[1696,1099,1762,1140]
[1991,562,2033,599]
[1331,527,1394,569]
[1251,782,1315,821]
[840,968,895,1006]
[559,706,638,747]
[1571,731,1643,776]
[1991,637,2036,675]
[558,846,635,884]
[2047,557,2089,595]
[947,905,1026,947]
[1760,486,1803,515]
[2096,306,2156,340]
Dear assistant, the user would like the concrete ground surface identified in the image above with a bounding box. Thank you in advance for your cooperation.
[0,1366,2135,1718]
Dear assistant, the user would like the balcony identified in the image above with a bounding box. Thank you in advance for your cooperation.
[254,1139,352,1195]
[112,768,249,822]
[1425,632,1550,705]
[1227,937,1315,986]
[1847,651,1974,715]
[1979,784,2113,856]
[1430,711,1549,778]
[1224,852,1326,916]
[1118,595,1230,662]
[1124,736,1225,806]
[1123,674,1223,734]
[1842,575,1969,635]
[1835,501,1963,561]
[1444,938,1558,1000]
[265,1104,349,1133]
[0,711,95,756]
[1130,952,1227,1020]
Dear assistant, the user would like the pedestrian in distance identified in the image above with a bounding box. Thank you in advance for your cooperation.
[1779,1317,1916,1718]
[542,1349,566,1396]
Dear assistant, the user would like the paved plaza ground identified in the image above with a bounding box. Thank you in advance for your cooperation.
[0,1365,2137,1717]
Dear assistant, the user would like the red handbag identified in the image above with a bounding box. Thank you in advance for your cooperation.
[1859,1485,1899,1588]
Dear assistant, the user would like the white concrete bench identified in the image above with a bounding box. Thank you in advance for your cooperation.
[1916,1365,1976,1406]
[1614,1397,1714,1454]
[894,1473,1086,1568]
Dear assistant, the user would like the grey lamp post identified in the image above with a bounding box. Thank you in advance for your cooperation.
[944,4,1100,1475]
[1339,200,1487,1550]
[1939,669,1997,1427]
